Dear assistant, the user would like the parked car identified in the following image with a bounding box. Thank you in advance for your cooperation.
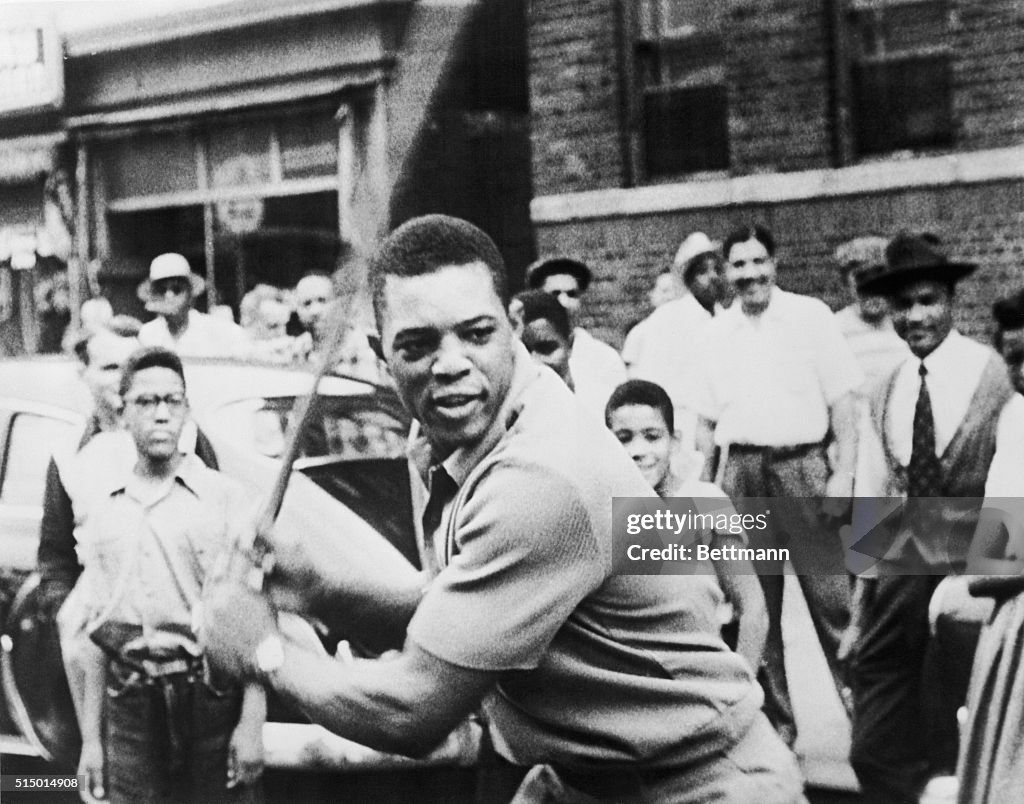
[0,356,471,771]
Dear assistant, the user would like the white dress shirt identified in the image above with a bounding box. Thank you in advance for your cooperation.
[139,309,251,359]
[687,288,863,447]
[883,330,1024,498]
[624,294,715,425]
[569,327,627,421]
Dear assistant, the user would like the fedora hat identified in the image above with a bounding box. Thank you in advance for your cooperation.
[526,257,592,293]
[137,253,206,302]
[857,233,976,296]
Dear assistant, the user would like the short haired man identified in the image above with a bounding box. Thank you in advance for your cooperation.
[687,224,861,748]
[75,347,265,803]
[204,215,804,803]
[848,235,1024,803]
[293,273,335,351]
[833,236,910,390]
[138,253,250,358]
[513,289,574,388]
[992,287,1024,395]
[623,232,727,445]
[527,256,627,415]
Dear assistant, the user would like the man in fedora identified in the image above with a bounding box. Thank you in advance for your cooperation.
[138,253,250,358]
[624,231,728,447]
[847,233,1024,803]
[527,256,626,415]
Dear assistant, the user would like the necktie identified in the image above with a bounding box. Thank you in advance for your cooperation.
[420,466,458,576]
[908,362,943,497]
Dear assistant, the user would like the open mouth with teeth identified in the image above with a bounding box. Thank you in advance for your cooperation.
[432,393,484,420]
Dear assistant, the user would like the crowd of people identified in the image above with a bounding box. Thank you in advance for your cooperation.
[71,254,380,381]
[35,213,1024,804]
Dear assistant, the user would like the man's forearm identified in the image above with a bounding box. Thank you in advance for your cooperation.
[267,640,492,758]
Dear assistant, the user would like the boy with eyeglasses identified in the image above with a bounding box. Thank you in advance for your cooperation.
[74,346,265,803]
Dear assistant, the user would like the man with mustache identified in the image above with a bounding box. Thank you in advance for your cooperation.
[847,234,1024,803]
[687,223,861,749]
[203,215,805,803]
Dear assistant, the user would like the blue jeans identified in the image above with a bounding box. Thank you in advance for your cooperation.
[104,660,262,804]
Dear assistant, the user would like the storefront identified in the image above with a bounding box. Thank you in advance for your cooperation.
[61,0,416,319]
[0,13,71,354]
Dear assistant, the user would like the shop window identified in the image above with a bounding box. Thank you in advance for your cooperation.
[101,131,197,199]
[97,102,348,312]
[632,0,729,178]
[848,0,953,157]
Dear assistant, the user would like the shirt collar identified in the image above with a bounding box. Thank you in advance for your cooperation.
[919,329,963,375]
[110,452,206,504]
[408,342,540,489]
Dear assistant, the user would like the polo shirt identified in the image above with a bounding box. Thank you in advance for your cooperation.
[139,309,251,359]
[76,451,255,656]
[687,288,862,448]
[407,344,762,770]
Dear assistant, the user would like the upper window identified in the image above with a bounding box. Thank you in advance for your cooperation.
[848,0,953,157]
[632,0,729,179]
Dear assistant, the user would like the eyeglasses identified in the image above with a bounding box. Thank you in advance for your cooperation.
[125,393,187,414]
[548,289,580,300]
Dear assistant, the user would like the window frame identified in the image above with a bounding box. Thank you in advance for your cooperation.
[624,0,731,184]
[842,0,954,160]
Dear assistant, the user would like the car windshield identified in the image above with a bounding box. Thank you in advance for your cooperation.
[205,391,409,461]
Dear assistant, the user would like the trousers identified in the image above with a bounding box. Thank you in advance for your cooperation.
[721,442,851,747]
[104,658,262,804]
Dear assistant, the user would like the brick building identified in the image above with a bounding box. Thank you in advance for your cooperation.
[527,0,1024,347]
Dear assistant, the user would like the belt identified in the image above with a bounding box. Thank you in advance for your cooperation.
[554,764,681,800]
[729,441,821,460]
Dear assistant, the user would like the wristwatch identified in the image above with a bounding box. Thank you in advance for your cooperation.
[254,633,285,682]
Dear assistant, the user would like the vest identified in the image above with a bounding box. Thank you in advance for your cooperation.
[868,350,1014,570]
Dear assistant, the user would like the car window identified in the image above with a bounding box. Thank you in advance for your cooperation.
[1,413,79,507]
[206,393,409,461]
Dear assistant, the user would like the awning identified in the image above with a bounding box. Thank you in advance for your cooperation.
[0,133,66,185]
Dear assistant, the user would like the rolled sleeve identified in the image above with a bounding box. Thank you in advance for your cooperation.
[407,464,605,671]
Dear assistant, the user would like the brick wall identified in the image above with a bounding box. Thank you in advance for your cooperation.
[528,0,1024,350]
[527,0,1024,190]
[726,0,832,175]
[536,180,1024,349]
[953,0,1024,149]
[528,0,624,195]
